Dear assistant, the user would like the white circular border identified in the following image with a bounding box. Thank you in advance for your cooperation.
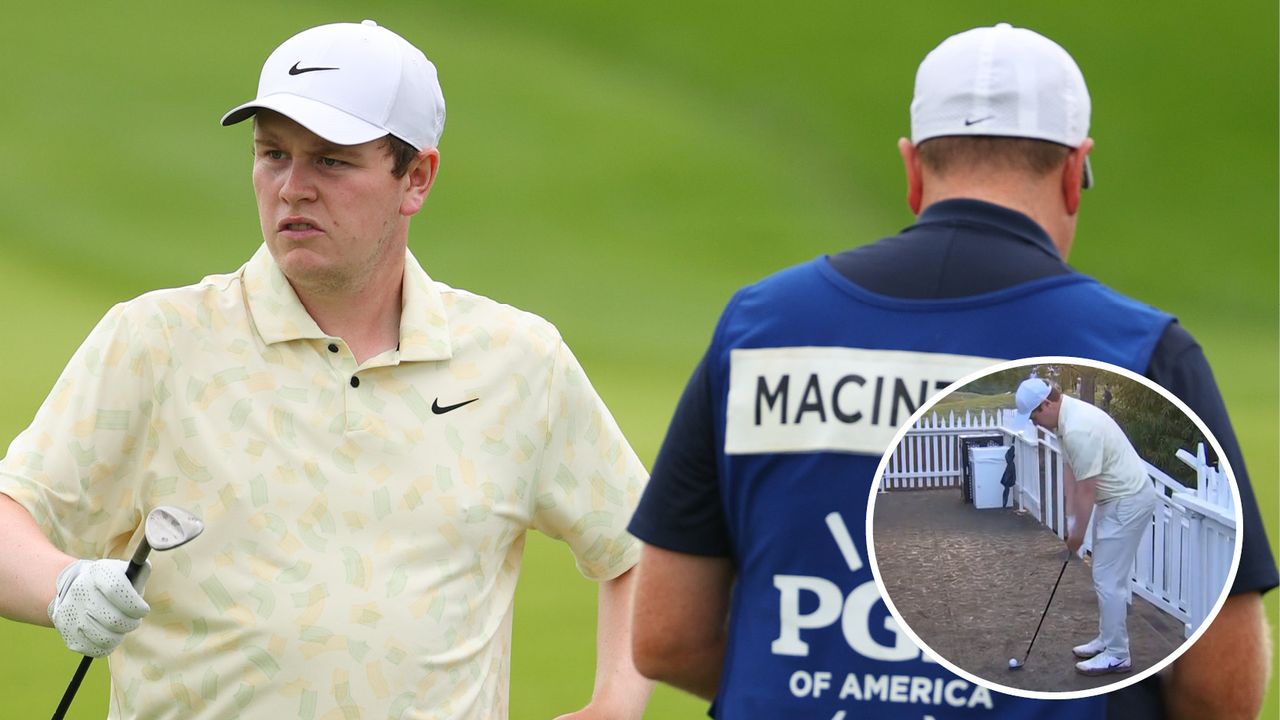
[864,355,1246,701]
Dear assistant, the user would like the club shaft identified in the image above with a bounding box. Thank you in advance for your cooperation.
[1023,557,1070,660]
[126,539,152,584]
[51,656,93,720]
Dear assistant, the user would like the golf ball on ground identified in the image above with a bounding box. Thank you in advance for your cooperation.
[1008,658,1020,669]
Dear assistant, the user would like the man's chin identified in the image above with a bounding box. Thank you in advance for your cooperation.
[272,251,347,295]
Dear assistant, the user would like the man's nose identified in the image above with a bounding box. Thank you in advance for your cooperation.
[279,160,317,204]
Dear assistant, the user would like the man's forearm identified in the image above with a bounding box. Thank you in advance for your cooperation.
[0,492,74,626]
[1164,592,1271,719]
[630,546,733,702]
[646,629,725,701]
[583,567,653,718]
[1069,472,1096,543]
[1060,462,1093,545]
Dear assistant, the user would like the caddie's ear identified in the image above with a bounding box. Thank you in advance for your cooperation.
[898,138,924,215]
[401,148,440,217]
[1062,138,1094,215]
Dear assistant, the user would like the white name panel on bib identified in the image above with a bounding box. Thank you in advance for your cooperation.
[725,347,998,455]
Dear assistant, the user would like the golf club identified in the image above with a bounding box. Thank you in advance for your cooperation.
[51,506,204,720]
[1008,551,1071,671]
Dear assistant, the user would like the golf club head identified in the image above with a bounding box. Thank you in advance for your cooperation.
[144,506,204,551]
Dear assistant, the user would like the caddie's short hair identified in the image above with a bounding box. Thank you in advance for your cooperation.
[917,136,1071,178]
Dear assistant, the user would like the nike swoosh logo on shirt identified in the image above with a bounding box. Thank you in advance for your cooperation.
[431,398,479,415]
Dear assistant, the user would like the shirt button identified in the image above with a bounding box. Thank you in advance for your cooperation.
[350,376,360,388]
[328,343,339,353]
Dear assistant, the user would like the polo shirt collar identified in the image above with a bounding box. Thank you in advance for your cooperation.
[242,244,453,362]
[914,198,1063,261]
[398,251,453,362]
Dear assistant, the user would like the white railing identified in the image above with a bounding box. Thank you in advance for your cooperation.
[881,410,1004,490]
[882,409,1066,531]
[1006,419,1068,537]
[1127,445,1236,637]
[886,411,1236,638]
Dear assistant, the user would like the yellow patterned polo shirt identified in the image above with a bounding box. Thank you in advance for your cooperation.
[0,244,646,719]
[1057,395,1148,502]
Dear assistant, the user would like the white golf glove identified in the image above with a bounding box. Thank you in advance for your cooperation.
[47,558,152,657]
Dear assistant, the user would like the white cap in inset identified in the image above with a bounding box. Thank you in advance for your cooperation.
[1015,378,1053,420]
[221,20,445,150]
[910,23,1092,187]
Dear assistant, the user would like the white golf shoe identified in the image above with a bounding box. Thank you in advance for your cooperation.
[1075,651,1132,676]
[1072,637,1106,659]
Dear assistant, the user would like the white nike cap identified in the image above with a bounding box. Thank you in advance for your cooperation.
[221,20,445,150]
[1015,378,1053,420]
[910,23,1092,188]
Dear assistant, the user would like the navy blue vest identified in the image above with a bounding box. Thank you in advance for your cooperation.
[706,257,1172,718]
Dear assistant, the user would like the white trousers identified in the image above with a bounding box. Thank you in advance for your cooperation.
[1090,482,1160,658]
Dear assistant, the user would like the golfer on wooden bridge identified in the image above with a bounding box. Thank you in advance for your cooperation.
[1016,377,1160,676]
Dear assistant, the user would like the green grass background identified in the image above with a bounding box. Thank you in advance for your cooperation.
[0,1,1275,717]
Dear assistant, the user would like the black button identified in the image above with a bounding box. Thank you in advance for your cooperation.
[350,376,360,388]
[328,343,339,353]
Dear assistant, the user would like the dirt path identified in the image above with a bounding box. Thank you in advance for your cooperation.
[871,488,1184,694]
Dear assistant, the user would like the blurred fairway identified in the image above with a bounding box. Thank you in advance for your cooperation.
[0,1,1275,717]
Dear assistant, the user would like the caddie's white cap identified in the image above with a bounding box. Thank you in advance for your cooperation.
[1015,378,1053,420]
[911,23,1092,188]
[221,20,445,150]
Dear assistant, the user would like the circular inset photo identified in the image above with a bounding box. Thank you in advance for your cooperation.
[866,357,1243,699]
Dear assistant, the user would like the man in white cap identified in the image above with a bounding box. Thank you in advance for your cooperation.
[0,20,652,719]
[1016,377,1161,675]
[629,22,1274,720]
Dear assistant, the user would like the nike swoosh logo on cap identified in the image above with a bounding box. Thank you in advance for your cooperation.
[431,398,479,415]
[289,62,339,75]
[964,115,995,126]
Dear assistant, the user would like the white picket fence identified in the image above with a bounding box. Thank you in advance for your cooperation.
[883,410,1237,637]
[881,409,1069,533]
[1127,445,1237,637]
[880,410,1004,490]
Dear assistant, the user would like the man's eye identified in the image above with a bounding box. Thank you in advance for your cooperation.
[319,157,344,167]
[263,150,285,160]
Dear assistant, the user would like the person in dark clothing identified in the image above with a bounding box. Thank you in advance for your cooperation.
[628,22,1276,720]
[1001,444,1017,509]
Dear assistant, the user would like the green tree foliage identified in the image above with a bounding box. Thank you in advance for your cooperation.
[955,365,1206,486]
[1105,373,1206,487]
[964,367,1034,395]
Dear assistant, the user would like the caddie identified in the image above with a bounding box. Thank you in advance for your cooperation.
[1016,378,1162,675]
[628,22,1276,720]
[0,20,652,719]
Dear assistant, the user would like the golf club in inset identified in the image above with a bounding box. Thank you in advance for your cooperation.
[1008,551,1071,671]
[50,506,204,720]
